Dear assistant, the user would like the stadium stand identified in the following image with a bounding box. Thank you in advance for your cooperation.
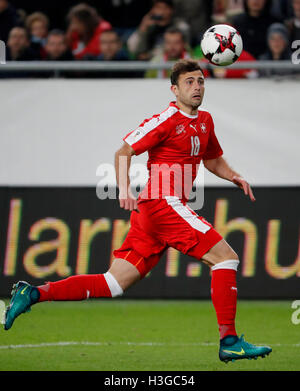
[0,0,298,78]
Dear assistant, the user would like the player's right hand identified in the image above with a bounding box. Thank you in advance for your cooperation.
[119,188,138,211]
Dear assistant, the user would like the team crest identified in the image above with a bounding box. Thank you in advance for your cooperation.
[200,123,207,133]
[176,125,186,135]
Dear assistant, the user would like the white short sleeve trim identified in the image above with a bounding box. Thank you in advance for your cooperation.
[124,106,178,146]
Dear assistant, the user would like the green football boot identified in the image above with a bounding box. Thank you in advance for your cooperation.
[4,281,40,331]
[219,334,272,363]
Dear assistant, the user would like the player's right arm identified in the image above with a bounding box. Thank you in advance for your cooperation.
[115,142,138,211]
[116,106,176,210]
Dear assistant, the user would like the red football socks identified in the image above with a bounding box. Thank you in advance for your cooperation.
[210,260,239,340]
[37,274,112,302]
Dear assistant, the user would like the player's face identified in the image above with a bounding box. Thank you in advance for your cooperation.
[172,70,205,110]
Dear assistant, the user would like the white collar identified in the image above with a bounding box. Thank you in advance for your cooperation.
[179,109,198,119]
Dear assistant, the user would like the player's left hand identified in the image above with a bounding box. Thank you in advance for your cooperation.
[232,175,256,202]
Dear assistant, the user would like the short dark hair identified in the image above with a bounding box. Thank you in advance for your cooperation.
[164,27,186,42]
[153,0,174,8]
[25,12,49,31]
[100,29,120,40]
[67,3,99,41]
[9,26,30,41]
[170,59,204,85]
[48,29,65,38]
[46,29,65,44]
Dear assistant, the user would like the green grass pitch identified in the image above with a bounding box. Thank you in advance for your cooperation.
[0,299,299,371]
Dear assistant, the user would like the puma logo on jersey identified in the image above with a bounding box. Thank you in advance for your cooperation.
[190,124,197,132]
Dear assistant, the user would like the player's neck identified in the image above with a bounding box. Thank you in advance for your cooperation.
[176,100,198,117]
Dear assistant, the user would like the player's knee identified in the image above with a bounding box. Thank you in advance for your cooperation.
[208,250,240,272]
[224,249,239,262]
[104,271,124,297]
[211,249,240,271]
[214,248,239,263]
[108,258,141,292]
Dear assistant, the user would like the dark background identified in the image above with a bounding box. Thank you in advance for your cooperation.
[9,0,153,30]
[0,186,299,299]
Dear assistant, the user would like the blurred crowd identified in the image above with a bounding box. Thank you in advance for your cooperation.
[0,0,299,78]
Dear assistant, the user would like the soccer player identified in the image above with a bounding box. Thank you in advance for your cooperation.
[4,59,272,363]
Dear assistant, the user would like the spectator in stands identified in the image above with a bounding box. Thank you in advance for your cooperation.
[285,0,300,47]
[259,23,294,77]
[127,0,190,60]
[66,3,112,60]
[260,23,292,60]
[41,30,74,78]
[6,26,39,60]
[44,30,74,61]
[232,0,280,59]
[271,0,294,20]
[85,30,142,78]
[211,0,244,24]
[25,12,49,46]
[96,0,152,43]
[96,30,129,61]
[146,27,190,78]
[212,50,258,78]
[0,0,19,43]
[172,0,213,47]
[25,12,49,59]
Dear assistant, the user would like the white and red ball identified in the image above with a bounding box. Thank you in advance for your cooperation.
[201,24,243,66]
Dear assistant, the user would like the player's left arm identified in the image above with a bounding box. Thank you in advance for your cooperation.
[203,156,256,202]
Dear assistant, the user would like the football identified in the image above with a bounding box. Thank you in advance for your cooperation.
[200,24,243,66]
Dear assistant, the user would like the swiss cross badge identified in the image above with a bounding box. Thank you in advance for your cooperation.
[200,123,207,133]
[176,125,186,134]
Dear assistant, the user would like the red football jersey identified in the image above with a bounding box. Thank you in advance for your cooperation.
[123,101,223,203]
